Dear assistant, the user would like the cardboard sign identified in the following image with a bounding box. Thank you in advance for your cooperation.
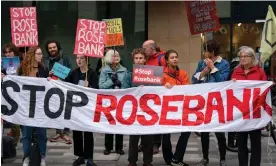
[132,64,163,86]
[52,62,71,79]
[185,1,220,35]
[104,18,124,47]
[10,7,38,47]
[74,19,107,57]
[1,56,20,75]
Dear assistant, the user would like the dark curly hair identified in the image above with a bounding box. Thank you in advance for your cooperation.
[203,39,220,56]
[165,49,178,61]
[131,48,147,59]
[2,43,19,55]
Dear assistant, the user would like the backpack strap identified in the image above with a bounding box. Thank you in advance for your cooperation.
[158,53,164,66]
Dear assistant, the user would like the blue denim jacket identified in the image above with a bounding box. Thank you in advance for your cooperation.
[192,57,230,84]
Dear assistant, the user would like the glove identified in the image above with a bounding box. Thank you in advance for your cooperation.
[114,80,122,88]
[111,73,118,82]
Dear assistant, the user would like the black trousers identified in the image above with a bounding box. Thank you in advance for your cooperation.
[201,132,226,161]
[162,132,191,164]
[105,134,123,150]
[128,135,154,164]
[73,131,94,159]
[153,134,162,148]
[238,130,261,166]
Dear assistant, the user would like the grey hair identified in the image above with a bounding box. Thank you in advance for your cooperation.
[237,46,258,66]
[104,49,120,64]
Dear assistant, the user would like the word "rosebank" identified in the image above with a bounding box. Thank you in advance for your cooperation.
[1,76,273,134]
[10,7,38,47]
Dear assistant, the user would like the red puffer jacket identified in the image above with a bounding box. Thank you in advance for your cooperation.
[231,65,267,81]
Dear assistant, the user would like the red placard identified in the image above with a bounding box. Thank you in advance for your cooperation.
[185,1,220,35]
[74,19,107,57]
[10,7,38,47]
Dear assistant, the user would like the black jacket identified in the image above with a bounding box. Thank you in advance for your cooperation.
[66,68,99,89]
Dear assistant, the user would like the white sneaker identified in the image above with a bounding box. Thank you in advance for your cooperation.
[22,157,30,166]
[40,158,46,166]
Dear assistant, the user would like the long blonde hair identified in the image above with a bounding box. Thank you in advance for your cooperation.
[19,46,42,76]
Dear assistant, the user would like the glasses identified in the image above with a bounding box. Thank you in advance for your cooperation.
[35,52,43,55]
[238,55,251,59]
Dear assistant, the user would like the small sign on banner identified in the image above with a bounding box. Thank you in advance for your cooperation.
[132,64,163,86]
[52,62,71,80]
[74,19,107,57]
[185,1,220,35]
[104,18,124,47]
[1,56,20,75]
[10,7,38,47]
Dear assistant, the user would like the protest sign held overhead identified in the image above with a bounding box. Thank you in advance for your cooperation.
[10,7,38,47]
[1,75,273,134]
[132,64,163,86]
[185,1,220,35]
[74,19,107,57]
[104,18,124,47]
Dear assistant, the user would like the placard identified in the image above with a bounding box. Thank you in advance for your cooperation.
[52,62,71,80]
[74,19,107,57]
[104,18,124,47]
[1,56,20,75]
[132,64,163,86]
[10,7,38,47]
[185,1,220,35]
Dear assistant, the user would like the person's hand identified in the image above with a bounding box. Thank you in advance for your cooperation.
[111,73,118,82]
[1,73,5,79]
[201,67,211,76]
[114,80,122,88]
[49,70,54,77]
[232,78,236,82]
[205,58,215,70]
[165,83,173,89]
[47,77,52,81]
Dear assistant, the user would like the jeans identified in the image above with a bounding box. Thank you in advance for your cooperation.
[128,135,153,164]
[162,132,191,164]
[238,130,261,166]
[21,126,47,157]
[201,132,226,161]
[73,131,94,159]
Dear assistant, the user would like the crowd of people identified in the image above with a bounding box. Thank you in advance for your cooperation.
[1,39,267,166]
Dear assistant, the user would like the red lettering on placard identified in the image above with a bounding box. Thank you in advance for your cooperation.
[159,95,183,125]
[253,88,272,118]
[182,95,205,126]
[94,94,117,125]
[116,95,137,125]
[137,94,160,126]
[227,89,251,121]
[205,92,225,124]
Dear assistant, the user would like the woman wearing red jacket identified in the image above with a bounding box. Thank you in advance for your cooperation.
[231,46,266,166]
[162,49,190,166]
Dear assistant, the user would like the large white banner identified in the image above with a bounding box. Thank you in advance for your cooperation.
[1,75,273,134]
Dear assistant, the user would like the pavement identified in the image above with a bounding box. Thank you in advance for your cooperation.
[2,129,276,166]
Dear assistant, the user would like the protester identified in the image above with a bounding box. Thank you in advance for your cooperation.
[18,47,29,61]
[65,55,98,166]
[162,49,190,166]
[142,40,165,154]
[1,43,21,147]
[18,46,48,166]
[45,40,72,144]
[128,48,153,166]
[99,49,131,155]
[192,39,229,166]
[231,46,266,166]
